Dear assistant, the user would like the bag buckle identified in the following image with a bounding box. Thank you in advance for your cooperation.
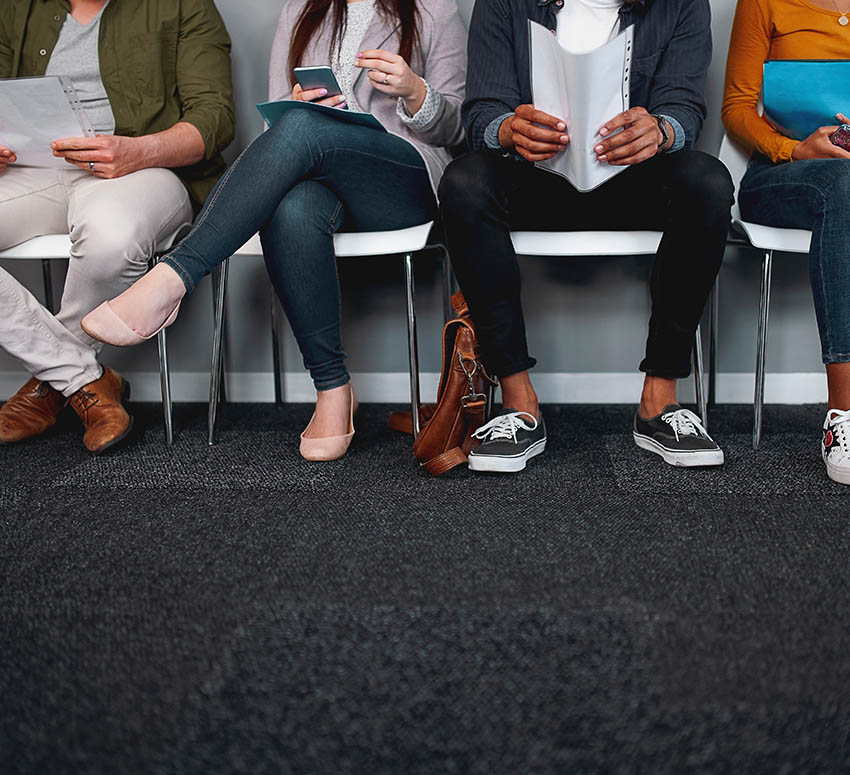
[458,353,486,408]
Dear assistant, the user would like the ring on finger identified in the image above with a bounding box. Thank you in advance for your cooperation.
[383,73,390,85]
[89,161,95,172]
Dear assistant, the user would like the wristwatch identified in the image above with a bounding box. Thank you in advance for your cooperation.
[652,114,670,150]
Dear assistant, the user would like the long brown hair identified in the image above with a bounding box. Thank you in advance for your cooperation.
[288,0,421,87]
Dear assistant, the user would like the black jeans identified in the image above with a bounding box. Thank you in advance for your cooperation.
[438,150,733,379]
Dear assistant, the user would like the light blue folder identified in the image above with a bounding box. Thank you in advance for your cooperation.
[763,60,850,140]
[256,99,385,132]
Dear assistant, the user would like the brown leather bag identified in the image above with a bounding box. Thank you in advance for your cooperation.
[391,292,497,476]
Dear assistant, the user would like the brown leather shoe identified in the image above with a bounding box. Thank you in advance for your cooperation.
[69,366,133,454]
[0,377,67,444]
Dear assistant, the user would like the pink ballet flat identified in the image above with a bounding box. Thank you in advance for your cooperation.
[81,299,181,347]
[299,384,358,462]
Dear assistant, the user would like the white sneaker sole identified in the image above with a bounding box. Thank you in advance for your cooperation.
[633,432,724,467]
[824,456,850,485]
[468,438,547,473]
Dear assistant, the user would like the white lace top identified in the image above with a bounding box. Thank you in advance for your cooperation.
[332,0,443,128]
[333,0,377,113]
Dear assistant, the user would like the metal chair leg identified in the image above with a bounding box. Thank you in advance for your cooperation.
[157,327,174,445]
[753,250,773,451]
[41,259,55,314]
[208,259,229,446]
[404,252,422,438]
[709,276,718,408]
[694,324,707,428]
[271,291,283,408]
[440,245,453,322]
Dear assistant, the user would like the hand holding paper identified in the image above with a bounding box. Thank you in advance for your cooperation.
[499,105,569,162]
[51,134,147,179]
[595,107,666,166]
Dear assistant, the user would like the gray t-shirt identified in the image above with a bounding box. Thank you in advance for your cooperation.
[45,4,115,135]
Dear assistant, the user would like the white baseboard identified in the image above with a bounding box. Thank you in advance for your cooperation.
[0,370,828,404]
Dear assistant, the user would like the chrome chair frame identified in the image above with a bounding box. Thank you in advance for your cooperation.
[717,135,813,449]
[209,224,449,445]
[0,230,192,446]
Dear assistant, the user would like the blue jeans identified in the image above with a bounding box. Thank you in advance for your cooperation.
[163,111,436,390]
[739,154,850,365]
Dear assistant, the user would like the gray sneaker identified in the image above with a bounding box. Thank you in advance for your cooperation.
[468,409,547,473]
[633,404,724,467]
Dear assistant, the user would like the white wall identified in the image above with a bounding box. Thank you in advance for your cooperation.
[0,0,827,404]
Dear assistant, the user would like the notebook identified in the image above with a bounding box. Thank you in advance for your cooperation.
[763,60,850,140]
[257,99,385,132]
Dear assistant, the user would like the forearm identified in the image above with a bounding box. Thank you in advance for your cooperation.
[134,122,206,169]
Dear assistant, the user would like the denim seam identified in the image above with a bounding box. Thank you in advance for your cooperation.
[741,178,832,355]
[164,145,251,291]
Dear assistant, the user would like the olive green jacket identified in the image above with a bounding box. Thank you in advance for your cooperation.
[0,0,235,210]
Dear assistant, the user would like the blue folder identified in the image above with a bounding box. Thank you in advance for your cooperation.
[256,99,385,132]
[763,60,850,140]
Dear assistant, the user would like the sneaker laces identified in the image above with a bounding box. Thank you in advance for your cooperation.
[473,411,538,443]
[660,408,710,442]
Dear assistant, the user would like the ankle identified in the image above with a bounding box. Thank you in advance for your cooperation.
[501,392,538,419]
[639,377,677,418]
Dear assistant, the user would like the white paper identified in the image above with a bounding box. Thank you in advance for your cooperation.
[529,22,633,192]
[0,77,94,168]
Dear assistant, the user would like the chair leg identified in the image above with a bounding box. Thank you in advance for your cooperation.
[157,327,174,446]
[404,252,422,438]
[440,245,454,323]
[753,250,773,451]
[693,324,707,428]
[270,291,283,408]
[208,259,229,446]
[41,259,55,314]
[709,276,718,408]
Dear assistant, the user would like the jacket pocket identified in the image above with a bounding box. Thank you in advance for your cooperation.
[127,29,177,98]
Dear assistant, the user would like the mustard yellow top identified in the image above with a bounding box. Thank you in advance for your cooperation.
[722,0,850,162]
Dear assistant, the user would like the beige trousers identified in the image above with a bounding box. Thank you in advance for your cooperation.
[0,165,192,396]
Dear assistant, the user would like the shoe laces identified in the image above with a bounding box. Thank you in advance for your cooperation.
[661,408,710,442]
[825,409,850,454]
[72,388,99,414]
[473,411,538,443]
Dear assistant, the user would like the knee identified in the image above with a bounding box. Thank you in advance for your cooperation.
[438,152,503,214]
[817,160,850,203]
[70,217,151,274]
[268,181,340,237]
[670,152,735,212]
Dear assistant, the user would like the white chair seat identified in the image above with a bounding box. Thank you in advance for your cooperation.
[510,230,662,257]
[0,235,72,260]
[234,222,434,258]
[733,218,811,254]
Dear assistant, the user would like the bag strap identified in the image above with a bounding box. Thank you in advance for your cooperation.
[420,398,486,476]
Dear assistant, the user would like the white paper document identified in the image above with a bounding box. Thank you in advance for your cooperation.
[0,77,95,168]
[529,22,634,192]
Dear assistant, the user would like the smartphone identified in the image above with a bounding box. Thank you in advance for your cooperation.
[293,66,343,99]
[831,124,850,151]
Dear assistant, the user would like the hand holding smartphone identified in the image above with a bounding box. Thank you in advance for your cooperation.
[293,66,348,109]
[830,124,850,152]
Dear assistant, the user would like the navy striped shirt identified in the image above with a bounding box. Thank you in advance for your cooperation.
[463,0,713,152]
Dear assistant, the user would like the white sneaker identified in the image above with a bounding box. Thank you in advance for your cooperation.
[822,408,850,485]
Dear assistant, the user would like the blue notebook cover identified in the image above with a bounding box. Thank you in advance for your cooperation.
[256,99,386,132]
[763,60,850,140]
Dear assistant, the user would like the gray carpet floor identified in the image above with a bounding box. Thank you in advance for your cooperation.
[2,402,849,774]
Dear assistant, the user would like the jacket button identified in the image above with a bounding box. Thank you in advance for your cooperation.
[54,15,61,21]
[39,49,47,56]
